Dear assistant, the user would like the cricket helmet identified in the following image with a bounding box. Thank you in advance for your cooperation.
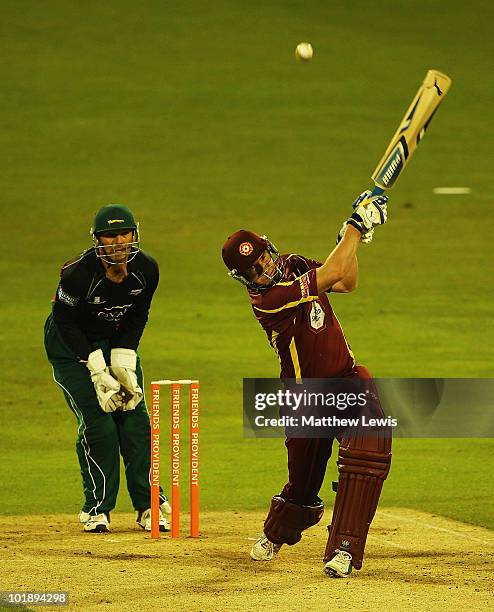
[222,230,283,289]
[92,204,137,236]
[91,204,140,264]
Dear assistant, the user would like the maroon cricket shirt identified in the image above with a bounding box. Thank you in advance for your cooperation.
[248,254,357,379]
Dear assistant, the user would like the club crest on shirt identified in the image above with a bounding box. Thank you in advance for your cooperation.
[309,300,325,331]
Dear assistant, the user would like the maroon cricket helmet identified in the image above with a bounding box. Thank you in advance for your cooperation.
[221,230,269,274]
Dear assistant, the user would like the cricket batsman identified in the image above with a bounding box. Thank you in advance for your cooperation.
[44,204,170,533]
[222,191,392,577]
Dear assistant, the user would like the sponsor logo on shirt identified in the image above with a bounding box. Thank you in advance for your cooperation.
[57,287,79,307]
[299,273,310,298]
[97,304,132,322]
[130,288,143,296]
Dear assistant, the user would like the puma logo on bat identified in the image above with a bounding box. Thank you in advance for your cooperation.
[434,79,443,96]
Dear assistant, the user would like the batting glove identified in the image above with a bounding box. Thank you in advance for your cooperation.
[336,220,374,246]
[110,348,144,411]
[347,190,388,234]
[86,349,123,413]
[360,228,374,244]
[336,221,346,244]
[353,191,376,243]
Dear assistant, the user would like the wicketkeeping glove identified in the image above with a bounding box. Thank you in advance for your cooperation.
[86,349,123,413]
[110,348,144,411]
[347,190,388,234]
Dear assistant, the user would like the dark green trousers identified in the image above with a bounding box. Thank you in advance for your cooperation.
[44,314,166,516]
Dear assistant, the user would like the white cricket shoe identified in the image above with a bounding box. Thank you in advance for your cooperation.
[323,549,353,578]
[136,502,171,532]
[250,534,283,561]
[82,512,110,533]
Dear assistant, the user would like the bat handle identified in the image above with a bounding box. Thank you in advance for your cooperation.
[371,185,385,196]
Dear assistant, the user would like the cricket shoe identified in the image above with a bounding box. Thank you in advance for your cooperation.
[81,512,110,533]
[323,549,353,578]
[250,534,283,561]
[136,502,171,532]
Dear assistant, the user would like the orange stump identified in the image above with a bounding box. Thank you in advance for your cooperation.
[190,382,200,538]
[171,383,181,538]
[150,379,200,539]
[150,383,161,539]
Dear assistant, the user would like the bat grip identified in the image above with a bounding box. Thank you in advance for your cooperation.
[371,185,385,196]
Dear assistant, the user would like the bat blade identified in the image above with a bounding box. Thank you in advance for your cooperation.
[371,69,452,193]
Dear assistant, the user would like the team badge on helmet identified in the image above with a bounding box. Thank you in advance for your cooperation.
[221,230,284,290]
[91,203,140,265]
[239,242,254,256]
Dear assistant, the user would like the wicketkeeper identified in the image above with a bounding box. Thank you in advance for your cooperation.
[222,191,392,577]
[44,204,170,533]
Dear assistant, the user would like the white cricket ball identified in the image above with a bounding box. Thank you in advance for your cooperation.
[295,42,313,61]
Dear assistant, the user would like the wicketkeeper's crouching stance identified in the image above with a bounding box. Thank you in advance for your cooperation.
[44,204,170,533]
[222,191,392,577]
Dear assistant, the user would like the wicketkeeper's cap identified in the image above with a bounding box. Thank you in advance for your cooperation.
[92,204,137,236]
[222,230,269,273]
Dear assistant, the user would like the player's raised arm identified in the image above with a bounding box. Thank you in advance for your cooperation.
[316,192,388,294]
[320,226,361,294]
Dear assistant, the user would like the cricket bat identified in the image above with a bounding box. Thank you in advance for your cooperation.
[371,69,452,196]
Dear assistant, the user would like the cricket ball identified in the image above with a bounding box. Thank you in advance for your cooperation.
[295,42,313,61]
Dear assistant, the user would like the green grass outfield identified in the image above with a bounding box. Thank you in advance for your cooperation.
[1,1,493,529]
